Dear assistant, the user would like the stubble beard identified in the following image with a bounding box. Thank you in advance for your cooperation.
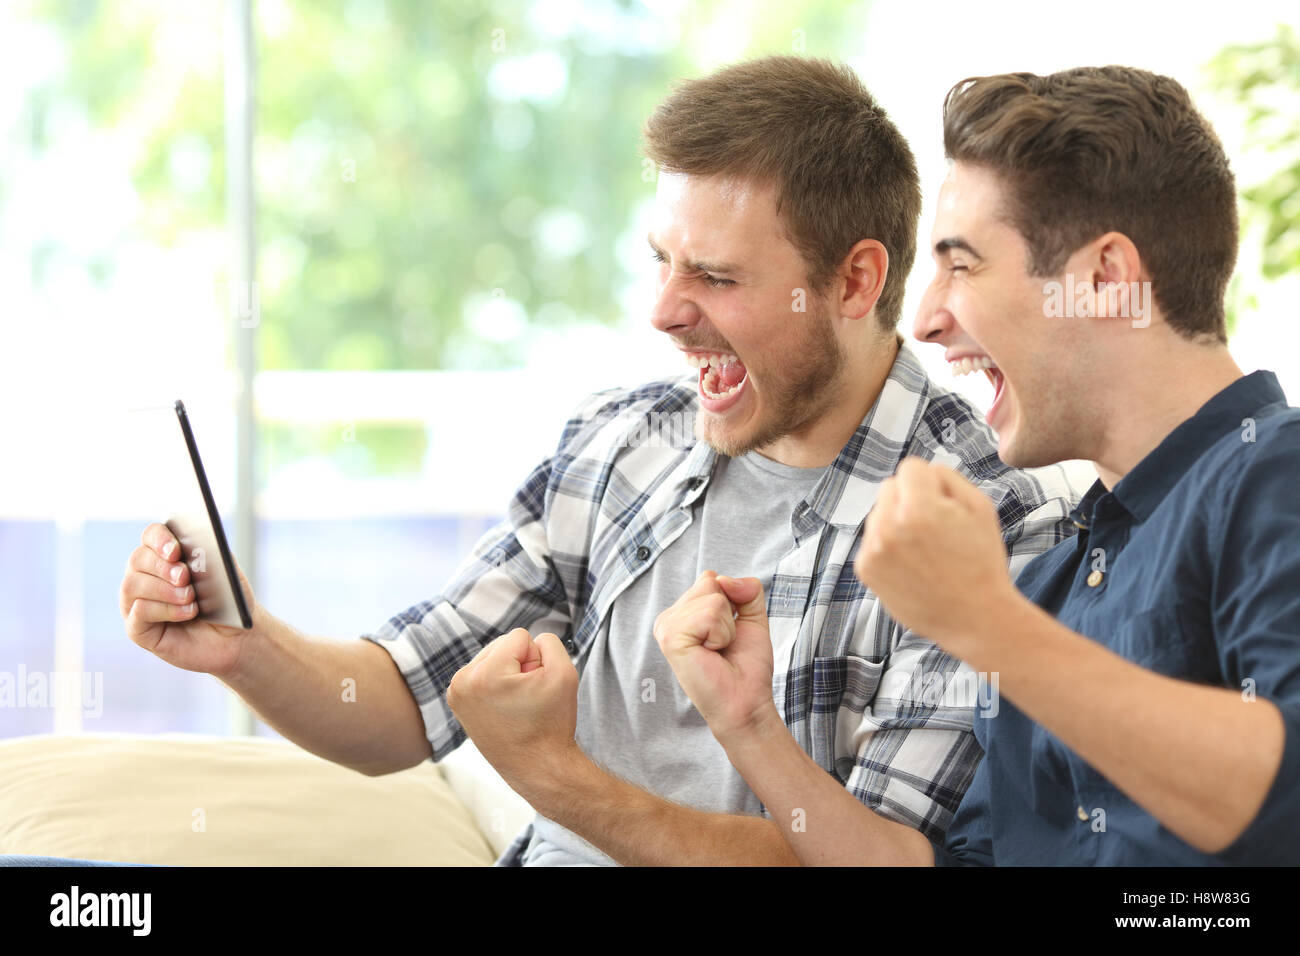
[695,302,846,459]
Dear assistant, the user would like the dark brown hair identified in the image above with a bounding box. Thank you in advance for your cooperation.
[943,66,1238,343]
[642,56,920,329]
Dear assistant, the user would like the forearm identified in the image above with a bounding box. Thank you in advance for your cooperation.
[528,747,801,866]
[979,596,1286,853]
[221,607,433,775]
[721,707,935,865]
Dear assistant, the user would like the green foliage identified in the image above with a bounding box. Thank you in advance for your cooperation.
[261,421,427,481]
[252,1,688,372]
[1207,24,1300,335]
[21,0,874,376]
[15,0,871,478]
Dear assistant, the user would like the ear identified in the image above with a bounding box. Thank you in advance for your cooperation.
[836,238,889,322]
[1071,232,1146,323]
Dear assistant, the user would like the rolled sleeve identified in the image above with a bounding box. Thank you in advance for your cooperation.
[841,631,985,843]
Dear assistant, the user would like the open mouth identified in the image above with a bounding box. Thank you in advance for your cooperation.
[950,355,1007,425]
[685,350,749,411]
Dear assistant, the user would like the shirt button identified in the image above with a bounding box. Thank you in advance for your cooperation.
[564,638,577,654]
[1086,569,1104,587]
[635,546,651,561]
[1076,805,1088,822]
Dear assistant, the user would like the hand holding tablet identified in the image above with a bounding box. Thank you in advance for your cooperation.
[120,400,255,676]
[161,400,252,630]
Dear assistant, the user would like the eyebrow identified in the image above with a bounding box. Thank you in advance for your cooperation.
[934,237,983,259]
[647,235,744,276]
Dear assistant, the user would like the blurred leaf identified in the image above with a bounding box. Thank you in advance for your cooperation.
[1208,23,1300,336]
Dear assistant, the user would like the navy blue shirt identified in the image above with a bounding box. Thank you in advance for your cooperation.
[936,370,1300,865]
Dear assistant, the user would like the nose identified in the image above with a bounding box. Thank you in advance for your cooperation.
[649,270,702,335]
[911,277,955,346]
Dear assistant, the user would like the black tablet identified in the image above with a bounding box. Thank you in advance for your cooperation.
[143,400,254,629]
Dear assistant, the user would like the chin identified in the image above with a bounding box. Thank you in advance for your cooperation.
[695,408,781,459]
[694,414,747,458]
[999,431,1067,470]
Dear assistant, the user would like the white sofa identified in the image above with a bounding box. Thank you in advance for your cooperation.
[0,732,535,866]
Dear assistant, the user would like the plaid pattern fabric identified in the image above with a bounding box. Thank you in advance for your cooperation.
[361,342,1079,864]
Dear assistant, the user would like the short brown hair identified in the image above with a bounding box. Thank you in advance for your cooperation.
[943,66,1238,343]
[642,56,920,329]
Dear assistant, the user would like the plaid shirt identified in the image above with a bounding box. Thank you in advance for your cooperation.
[362,342,1078,864]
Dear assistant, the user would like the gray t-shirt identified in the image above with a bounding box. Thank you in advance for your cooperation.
[523,449,827,865]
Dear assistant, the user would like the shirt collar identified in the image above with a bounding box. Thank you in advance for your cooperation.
[818,339,931,530]
[1109,370,1286,522]
[674,432,717,497]
[670,340,934,532]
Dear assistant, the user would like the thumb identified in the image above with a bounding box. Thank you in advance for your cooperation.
[232,559,257,611]
[519,637,544,673]
[533,632,576,678]
[716,576,766,625]
[492,627,536,674]
[933,463,995,515]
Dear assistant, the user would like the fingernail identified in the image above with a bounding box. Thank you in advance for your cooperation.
[169,565,183,584]
[162,541,175,559]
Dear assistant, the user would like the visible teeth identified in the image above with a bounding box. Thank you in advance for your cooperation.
[949,356,996,377]
[703,378,742,399]
[685,352,739,369]
[700,361,744,400]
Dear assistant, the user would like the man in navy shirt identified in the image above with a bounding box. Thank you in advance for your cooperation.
[655,65,1297,864]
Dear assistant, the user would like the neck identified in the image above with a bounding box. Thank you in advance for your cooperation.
[756,333,901,468]
[1091,340,1243,489]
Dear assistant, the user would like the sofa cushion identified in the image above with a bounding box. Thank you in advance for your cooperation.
[0,732,495,866]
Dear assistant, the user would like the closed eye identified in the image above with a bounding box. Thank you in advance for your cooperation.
[651,249,735,288]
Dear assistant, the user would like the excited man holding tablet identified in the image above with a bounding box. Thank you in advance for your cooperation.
[116,57,1077,866]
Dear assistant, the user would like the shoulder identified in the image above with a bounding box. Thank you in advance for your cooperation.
[1209,401,1300,468]
[537,376,702,504]
[1202,404,1300,526]
[554,374,699,457]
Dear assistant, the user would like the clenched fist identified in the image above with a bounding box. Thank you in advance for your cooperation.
[446,628,580,802]
[653,570,778,742]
